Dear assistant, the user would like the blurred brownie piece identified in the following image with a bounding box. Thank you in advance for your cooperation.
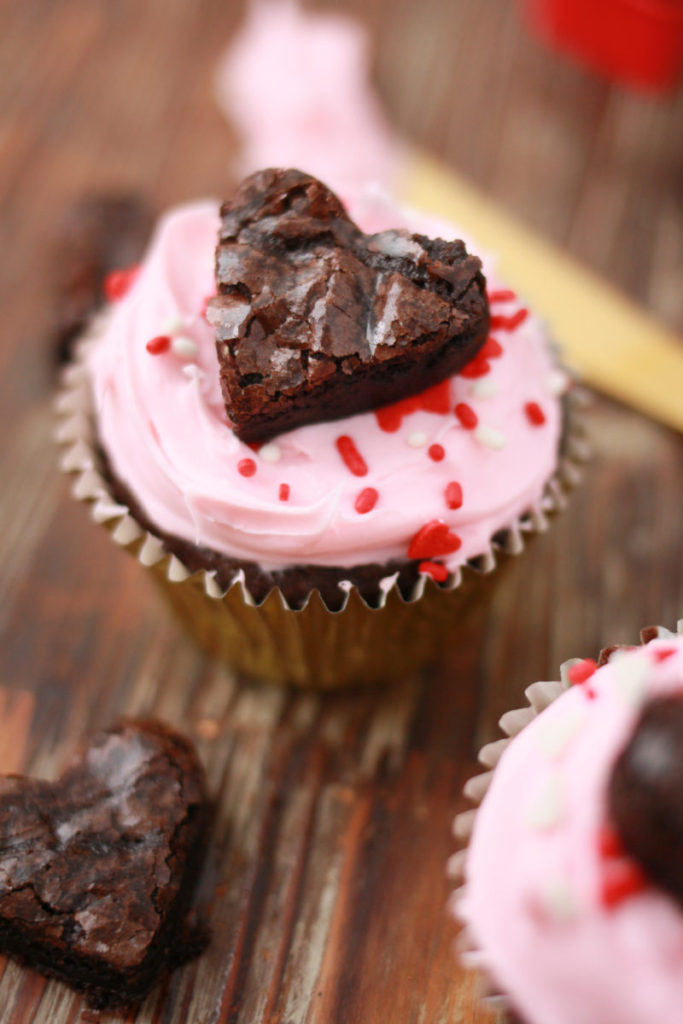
[52,193,155,364]
[207,168,489,444]
[0,719,207,1007]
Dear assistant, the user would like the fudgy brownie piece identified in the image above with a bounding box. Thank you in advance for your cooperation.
[51,193,155,365]
[207,168,489,444]
[0,720,208,1008]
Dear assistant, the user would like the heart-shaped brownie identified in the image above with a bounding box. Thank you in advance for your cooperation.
[207,168,489,444]
[0,720,207,1008]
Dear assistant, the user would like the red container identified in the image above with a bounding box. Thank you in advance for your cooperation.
[522,0,683,92]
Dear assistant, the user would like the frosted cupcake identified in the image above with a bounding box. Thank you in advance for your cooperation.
[57,169,583,687]
[451,623,683,1024]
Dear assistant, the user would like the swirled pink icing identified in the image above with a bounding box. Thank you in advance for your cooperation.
[461,634,683,1024]
[88,195,564,573]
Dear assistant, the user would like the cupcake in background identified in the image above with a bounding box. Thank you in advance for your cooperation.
[451,622,683,1024]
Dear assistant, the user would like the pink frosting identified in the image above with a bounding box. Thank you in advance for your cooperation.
[89,196,564,574]
[215,0,401,203]
[461,634,683,1024]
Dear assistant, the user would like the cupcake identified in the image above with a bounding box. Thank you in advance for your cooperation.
[57,168,584,688]
[451,622,683,1024]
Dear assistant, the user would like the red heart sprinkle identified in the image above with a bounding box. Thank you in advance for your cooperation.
[459,356,491,379]
[480,337,503,359]
[408,520,462,560]
[418,561,449,582]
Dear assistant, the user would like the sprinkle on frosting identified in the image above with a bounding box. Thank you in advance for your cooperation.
[525,401,546,426]
[480,337,503,360]
[470,379,498,400]
[525,772,564,830]
[418,560,449,582]
[459,355,491,379]
[488,289,516,303]
[568,659,598,685]
[491,308,528,331]
[428,444,445,462]
[259,443,282,464]
[600,859,647,909]
[407,431,428,448]
[474,425,506,450]
[278,483,290,502]
[408,519,462,560]
[146,335,171,355]
[455,403,478,430]
[335,435,368,477]
[104,264,140,302]
[445,482,463,510]
[375,379,452,433]
[171,336,199,360]
[237,458,257,478]
[354,487,378,514]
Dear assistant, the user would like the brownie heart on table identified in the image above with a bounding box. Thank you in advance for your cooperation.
[0,720,207,1008]
[207,167,489,444]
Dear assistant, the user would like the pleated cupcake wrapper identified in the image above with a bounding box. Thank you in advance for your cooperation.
[448,620,683,1012]
[55,326,589,686]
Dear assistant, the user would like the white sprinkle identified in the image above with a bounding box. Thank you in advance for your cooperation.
[536,705,586,759]
[539,875,578,923]
[526,772,564,830]
[259,443,282,464]
[161,315,185,335]
[470,378,498,400]
[407,430,428,448]
[171,336,198,360]
[547,369,569,396]
[474,424,506,450]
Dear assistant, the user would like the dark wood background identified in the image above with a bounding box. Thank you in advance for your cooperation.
[0,1,681,1022]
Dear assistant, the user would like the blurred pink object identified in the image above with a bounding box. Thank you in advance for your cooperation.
[522,0,683,92]
[215,0,402,202]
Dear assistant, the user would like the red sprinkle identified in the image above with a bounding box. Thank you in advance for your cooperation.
[336,435,368,476]
[653,647,676,662]
[490,308,528,331]
[428,443,445,462]
[568,658,598,685]
[459,356,491,379]
[600,859,647,909]
[354,487,379,514]
[237,458,257,478]
[279,483,290,502]
[104,264,140,302]
[598,824,624,860]
[408,519,462,560]
[146,334,171,355]
[480,337,503,359]
[525,401,546,426]
[445,481,463,510]
[454,402,478,429]
[488,289,517,303]
[375,379,451,432]
[418,561,449,583]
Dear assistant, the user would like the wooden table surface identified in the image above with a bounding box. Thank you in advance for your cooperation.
[0,2,682,1022]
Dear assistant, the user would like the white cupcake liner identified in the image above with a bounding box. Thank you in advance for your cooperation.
[448,620,683,1012]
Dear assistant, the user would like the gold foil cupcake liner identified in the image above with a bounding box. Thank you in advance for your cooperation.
[448,620,683,1010]
[56,326,589,688]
